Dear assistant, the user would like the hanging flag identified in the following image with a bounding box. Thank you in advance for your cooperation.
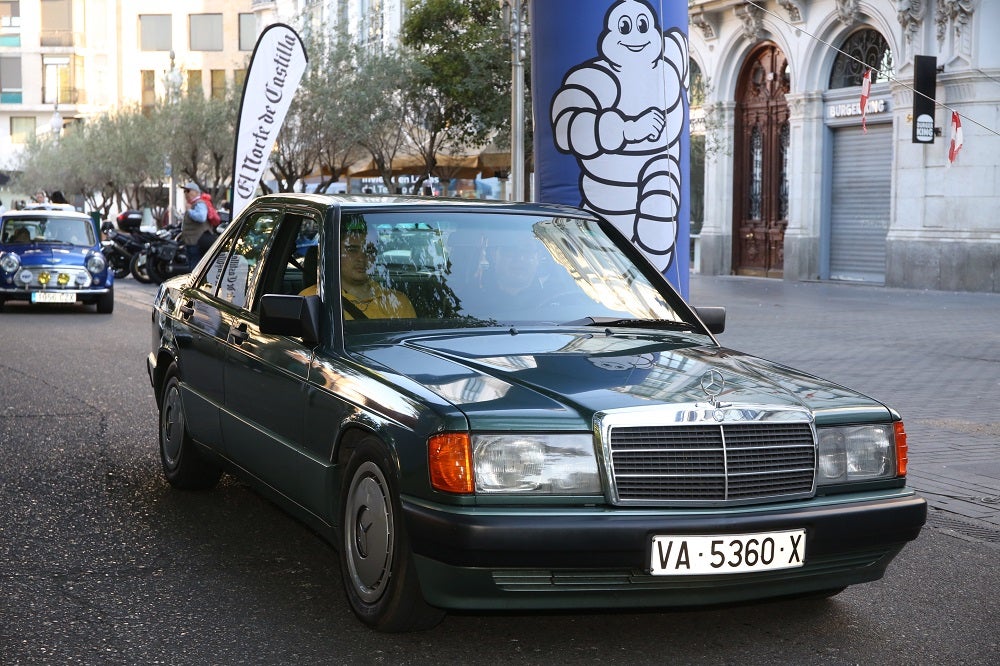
[859,68,871,133]
[948,111,963,164]
[532,0,691,298]
[230,23,308,218]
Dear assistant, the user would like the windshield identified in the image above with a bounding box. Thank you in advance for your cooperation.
[1,216,96,247]
[337,210,690,332]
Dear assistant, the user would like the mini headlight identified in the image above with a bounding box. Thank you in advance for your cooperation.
[86,252,107,275]
[473,433,600,494]
[74,272,90,287]
[0,252,20,273]
[817,424,896,485]
[57,272,70,286]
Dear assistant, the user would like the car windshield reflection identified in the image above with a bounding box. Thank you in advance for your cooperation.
[1,217,96,247]
[342,211,688,332]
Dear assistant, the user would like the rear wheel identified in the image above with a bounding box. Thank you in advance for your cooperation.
[159,367,221,490]
[339,437,445,632]
[130,252,153,283]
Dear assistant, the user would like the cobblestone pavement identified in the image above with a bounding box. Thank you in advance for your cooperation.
[689,275,1000,536]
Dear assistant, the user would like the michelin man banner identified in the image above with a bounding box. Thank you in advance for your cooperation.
[532,0,690,297]
[231,24,308,218]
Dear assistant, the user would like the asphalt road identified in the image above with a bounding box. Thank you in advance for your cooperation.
[1,278,997,665]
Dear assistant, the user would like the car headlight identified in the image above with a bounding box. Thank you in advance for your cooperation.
[817,423,903,485]
[428,432,601,495]
[85,252,107,275]
[0,252,20,274]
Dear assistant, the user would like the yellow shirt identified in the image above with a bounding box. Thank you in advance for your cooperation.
[300,282,415,319]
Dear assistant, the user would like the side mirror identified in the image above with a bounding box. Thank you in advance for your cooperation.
[259,294,321,344]
[693,306,726,335]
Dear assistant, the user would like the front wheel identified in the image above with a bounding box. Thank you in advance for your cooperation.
[159,367,221,490]
[95,285,114,314]
[339,437,444,632]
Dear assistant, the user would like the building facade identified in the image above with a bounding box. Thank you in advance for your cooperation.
[0,1,260,172]
[690,0,999,293]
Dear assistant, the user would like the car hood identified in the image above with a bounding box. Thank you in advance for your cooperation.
[11,244,95,265]
[355,328,892,430]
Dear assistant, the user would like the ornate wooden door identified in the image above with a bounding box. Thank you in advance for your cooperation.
[733,44,790,277]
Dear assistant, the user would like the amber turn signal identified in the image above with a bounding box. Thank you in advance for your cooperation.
[428,432,474,494]
[894,421,908,476]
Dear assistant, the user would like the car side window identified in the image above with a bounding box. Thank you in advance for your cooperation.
[200,211,279,309]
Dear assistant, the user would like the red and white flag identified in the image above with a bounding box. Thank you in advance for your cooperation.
[859,69,871,133]
[948,111,963,165]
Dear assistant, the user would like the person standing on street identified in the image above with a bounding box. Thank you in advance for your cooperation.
[180,181,208,270]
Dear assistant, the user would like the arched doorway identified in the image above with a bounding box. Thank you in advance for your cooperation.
[733,43,790,277]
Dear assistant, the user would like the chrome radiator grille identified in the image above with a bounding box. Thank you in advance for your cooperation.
[604,415,816,505]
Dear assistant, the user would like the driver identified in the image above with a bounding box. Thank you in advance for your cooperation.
[302,217,415,320]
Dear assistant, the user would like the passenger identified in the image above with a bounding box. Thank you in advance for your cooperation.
[11,227,31,243]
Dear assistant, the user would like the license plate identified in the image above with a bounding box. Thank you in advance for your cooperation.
[650,529,806,575]
[31,291,76,304]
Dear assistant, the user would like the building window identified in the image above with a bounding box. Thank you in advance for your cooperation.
[42,55,70,105]
[10,116,33,143]
[0,1,20,27]
[234,69,246,91]
[210,70,225,99]
[190,14,223,51]
[141,69,156,114]
[139,14,171,51]
[829,29,893,89]
[40,0,71,46]
[187,70,202,95]
[0,56,21,104]
[239,13,256,51]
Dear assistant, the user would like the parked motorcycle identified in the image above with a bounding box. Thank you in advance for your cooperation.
[100,211,163,283]
[139,224,191,284]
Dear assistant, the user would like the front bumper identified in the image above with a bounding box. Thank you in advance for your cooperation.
[0,286,111,301]
[403,490,926,610]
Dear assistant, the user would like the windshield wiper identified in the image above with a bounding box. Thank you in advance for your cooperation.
[560,316,697,330]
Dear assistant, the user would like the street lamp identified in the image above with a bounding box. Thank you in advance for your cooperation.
[164,51,183,225]
[500,0,528,202]
[49,104,63,139]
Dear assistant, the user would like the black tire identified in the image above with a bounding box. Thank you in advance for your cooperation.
[339,437,445,632]
[96,286,114,314]
[130,252,153,284]
[158,367,222,490]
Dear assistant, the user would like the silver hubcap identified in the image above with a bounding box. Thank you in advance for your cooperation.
[160,384,183,469]
[345,461,393,604]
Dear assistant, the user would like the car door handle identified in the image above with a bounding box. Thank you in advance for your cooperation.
[229,323,249,345]
[179,299,195,319]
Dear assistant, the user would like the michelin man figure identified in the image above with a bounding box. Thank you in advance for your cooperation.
[550,0,688,273]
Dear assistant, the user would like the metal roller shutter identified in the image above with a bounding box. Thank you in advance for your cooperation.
[829,124,892,283]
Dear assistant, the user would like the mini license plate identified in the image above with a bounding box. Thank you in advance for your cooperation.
[650,529,806,575]
[31,291,76,304]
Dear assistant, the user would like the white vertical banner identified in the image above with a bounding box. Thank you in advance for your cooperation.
[231,23,308,219]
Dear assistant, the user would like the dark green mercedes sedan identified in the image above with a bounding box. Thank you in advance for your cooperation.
[148,194,926,631]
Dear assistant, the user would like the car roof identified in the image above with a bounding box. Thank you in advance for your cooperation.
[2,208,92,220]
[248,193,596,218]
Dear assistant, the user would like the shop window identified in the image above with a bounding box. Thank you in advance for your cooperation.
[0,55,21,104]
[140,15,171,51]
[239,13,256,51]
[10,116,33,143]
[210,70,225,99]
[829,29,892,89]
[190,14,223,52]
[141,69,156,115]
[184,70,201,96]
